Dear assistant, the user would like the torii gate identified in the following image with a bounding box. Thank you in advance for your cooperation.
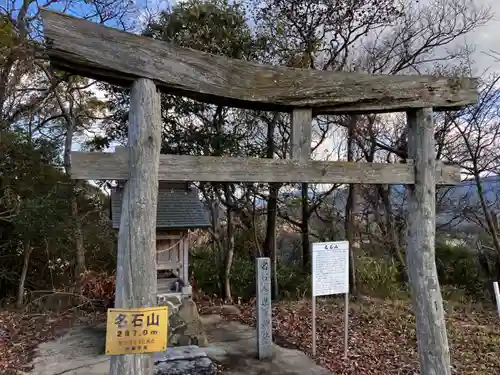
[41,9,477,375]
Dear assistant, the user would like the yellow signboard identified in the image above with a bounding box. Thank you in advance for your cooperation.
[105,306,168,355]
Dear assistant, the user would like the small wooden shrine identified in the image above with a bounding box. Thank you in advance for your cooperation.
[111,181,210,297]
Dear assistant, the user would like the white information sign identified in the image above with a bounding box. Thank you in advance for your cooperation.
[311,240,350,359]
[312,241,349,296]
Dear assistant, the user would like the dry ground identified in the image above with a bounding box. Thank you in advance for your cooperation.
[1,296,499,374]
[201,296,500,375]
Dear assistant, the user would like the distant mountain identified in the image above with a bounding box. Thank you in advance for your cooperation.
[272,176,500,233]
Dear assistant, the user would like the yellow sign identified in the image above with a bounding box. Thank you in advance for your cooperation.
[105,306,168,355]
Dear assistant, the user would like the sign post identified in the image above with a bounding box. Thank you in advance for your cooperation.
[311,241,349,359]
[493,281,500,319]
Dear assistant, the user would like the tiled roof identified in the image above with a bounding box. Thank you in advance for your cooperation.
[111,187,211,229]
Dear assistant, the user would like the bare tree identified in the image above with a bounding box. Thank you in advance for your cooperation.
[441,74,500,282]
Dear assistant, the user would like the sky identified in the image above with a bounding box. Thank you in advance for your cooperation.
[9,0,500,166]
[453,0,500,76]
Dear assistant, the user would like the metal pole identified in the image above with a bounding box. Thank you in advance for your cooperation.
[493,281,500,319]
[344,292,349,359]
[312,294,316,358]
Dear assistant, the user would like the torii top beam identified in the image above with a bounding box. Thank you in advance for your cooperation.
[40,9,478,115]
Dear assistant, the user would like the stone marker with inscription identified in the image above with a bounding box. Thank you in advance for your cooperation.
[256,257,273,359]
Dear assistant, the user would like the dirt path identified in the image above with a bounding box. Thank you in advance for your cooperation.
[202,314,331,375]
[26,314,332,375]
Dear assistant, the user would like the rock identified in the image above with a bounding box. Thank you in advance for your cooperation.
[178,299,199,322]
[154,345,215,375]
[165,301,179,317]
[161,296,209,347]
[0,327,10,342]
[177,335,191,346]
[154,345,207,361]
[221,304,241,316]
[196,333,209,347]
[154,357,214,375]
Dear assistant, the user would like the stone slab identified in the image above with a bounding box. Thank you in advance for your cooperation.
[154,357,214,375]
[154,345,214,375]
[155,345,208,362]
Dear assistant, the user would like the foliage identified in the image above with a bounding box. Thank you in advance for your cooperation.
[356,254,402,297]
[0,129,116,300]
[80,270,116,308]
[435,241,488,299]
[191,243,311,300]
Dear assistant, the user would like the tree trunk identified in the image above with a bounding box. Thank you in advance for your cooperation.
[406,108,451,375]
[345,118,357,293]
[378,185,407,281]
[474,172,500,281]
[223,184,234,303]
[301,182,310,271]
[72,191,86,287]
[16,240,32,309]
[61,90,86,288]
[264,112,280,299]
[109,78,161,375]
[265,183,279,299]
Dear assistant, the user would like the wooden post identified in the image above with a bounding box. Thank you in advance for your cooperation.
[109,78,162,375]
[290,109,312,162]
[406,108,451,375]
[182,235,189,286]
[291,109,316,357]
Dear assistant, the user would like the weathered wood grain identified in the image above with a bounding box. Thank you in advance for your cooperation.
[70,151,461,185]
[109,79,161,375]
[40,9,478,114]
[405,108,451,375]
[291,109,312,162]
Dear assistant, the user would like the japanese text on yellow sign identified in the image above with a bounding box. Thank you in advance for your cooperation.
[105,306,168,355]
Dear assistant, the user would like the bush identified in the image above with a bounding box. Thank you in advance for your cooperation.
[190,237,494,303]
[190,245,310,300]
[435,241,486,300]
[276,264,310,299]
[356,254,402,297]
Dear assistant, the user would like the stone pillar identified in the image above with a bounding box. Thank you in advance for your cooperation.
[256,257,273,359]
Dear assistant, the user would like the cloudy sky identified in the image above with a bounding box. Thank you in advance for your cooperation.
[79,0,500,156]
[460,0,500,75]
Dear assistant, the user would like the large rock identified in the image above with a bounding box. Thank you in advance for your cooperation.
[158,294,208,347]
[154,345,215,375]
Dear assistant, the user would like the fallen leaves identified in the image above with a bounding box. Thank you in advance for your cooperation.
[0,309,104,375]
[209,296,500,375]
[2,295,499,375]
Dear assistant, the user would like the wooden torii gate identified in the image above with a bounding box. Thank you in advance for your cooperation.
[41,9,477,375]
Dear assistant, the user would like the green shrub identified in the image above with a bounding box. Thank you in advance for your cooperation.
[356,254,402,297]
[435,241,485,299]
[190,238,493,303]
[190,245,311,300]
[276,264,310,299]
